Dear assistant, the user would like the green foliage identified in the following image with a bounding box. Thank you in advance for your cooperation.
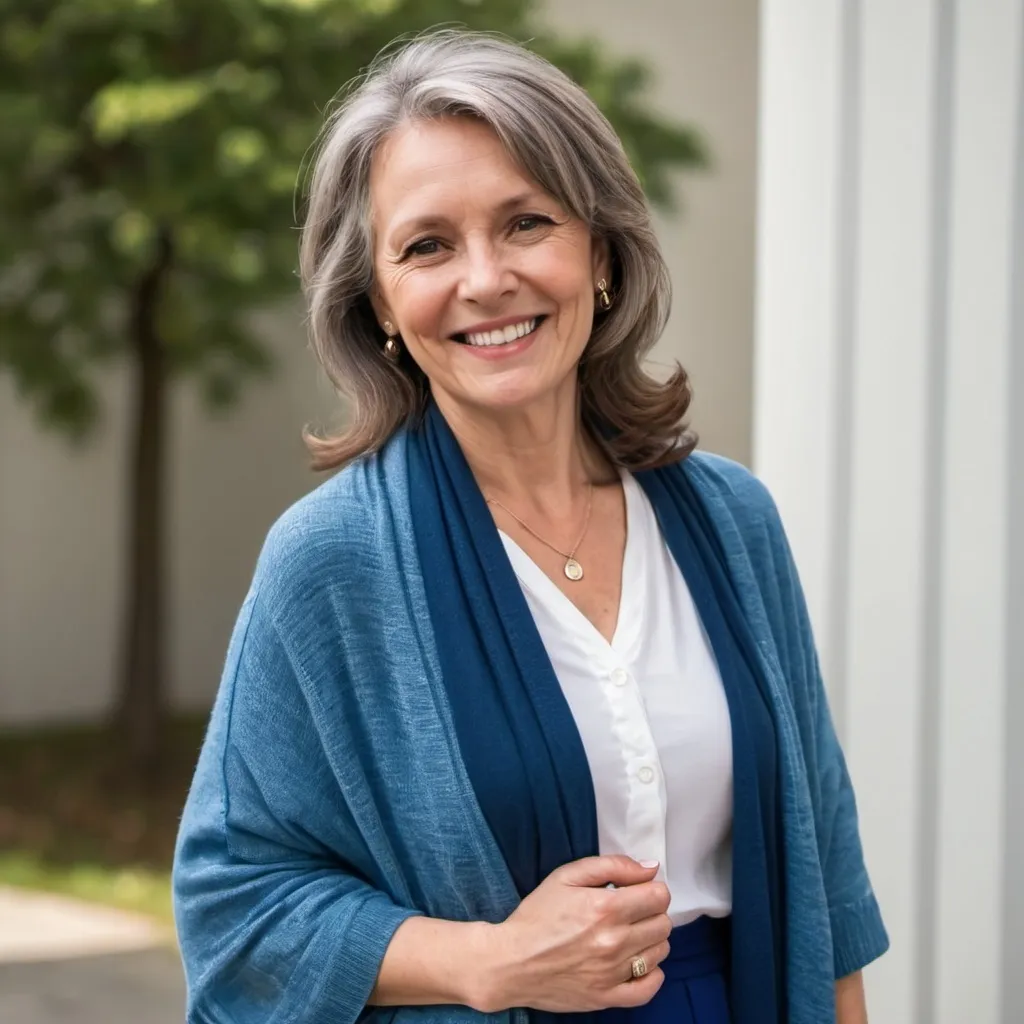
[0,853,174,927]
[0,0,706,435]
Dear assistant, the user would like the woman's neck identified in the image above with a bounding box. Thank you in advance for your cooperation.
[433,386,607,516]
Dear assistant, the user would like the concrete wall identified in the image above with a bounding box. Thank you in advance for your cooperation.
[0,1,759,725]
[755,1,1024,1021]
[0,305,336,722]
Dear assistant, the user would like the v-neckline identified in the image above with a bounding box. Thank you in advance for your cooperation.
[498,472,646,658]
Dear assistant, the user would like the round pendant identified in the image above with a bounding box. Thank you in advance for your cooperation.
[564,558,584,581]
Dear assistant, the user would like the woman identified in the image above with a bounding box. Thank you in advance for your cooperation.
[173,29,888,1024]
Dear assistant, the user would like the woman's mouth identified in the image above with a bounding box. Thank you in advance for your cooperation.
[452,316,546,348]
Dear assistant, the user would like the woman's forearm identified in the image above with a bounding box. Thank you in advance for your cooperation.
[368,915,507,1013]
[836,971,868,1024]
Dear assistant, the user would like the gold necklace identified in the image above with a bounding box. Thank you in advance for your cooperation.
[486,483,594,581]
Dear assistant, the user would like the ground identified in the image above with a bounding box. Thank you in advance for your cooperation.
[0,718,204,1022]
[0,887,184,1022]
[0,948,185,1024]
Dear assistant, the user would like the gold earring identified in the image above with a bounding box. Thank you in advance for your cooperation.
[596,279,613,311]
[381,321,401,361]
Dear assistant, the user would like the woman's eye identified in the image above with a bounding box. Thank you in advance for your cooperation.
[513,215,551,233]
[405,238,441,258]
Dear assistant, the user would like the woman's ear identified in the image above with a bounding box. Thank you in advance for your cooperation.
[591,236,612,286]
[368,289,393,333]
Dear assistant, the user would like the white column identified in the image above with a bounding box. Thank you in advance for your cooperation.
[755,2,1024,1022]
[753,1,845,652]
[934,4,1019,1020]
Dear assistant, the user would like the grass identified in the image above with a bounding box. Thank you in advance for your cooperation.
[0,715,207,927]
[0,852,176,927]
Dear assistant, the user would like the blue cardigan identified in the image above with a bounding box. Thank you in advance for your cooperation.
[173,436,888,1024]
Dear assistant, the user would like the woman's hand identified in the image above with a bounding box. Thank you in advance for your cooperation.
[836,971,868,1023]
[478,855,673,1014]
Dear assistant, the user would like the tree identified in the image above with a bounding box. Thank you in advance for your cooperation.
[0,0,706,772]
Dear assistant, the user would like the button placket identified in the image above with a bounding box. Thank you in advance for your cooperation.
[619,670,667,866]
[601,655,666,870]
[626,757,664,872]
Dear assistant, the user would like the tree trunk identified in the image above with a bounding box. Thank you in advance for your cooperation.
[114,228,174,780]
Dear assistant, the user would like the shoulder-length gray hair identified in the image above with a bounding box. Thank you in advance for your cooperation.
[299,29,696,470]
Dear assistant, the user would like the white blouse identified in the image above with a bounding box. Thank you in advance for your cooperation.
[499,472,733,926]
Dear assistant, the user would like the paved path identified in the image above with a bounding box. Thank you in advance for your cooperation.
[0,948,185,1024]
[0,887,185,1023]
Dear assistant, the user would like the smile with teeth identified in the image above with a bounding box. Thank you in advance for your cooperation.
[459,317,542,347]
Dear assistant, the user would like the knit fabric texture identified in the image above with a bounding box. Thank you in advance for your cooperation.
[173,435,888,1024]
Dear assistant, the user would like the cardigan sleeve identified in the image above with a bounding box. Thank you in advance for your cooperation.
[761,496,891,979]
[798,642,890,978]
[691,452,890,980]
[172,582,421,1024]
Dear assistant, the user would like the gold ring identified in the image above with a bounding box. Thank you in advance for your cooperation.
[630,955,648,980]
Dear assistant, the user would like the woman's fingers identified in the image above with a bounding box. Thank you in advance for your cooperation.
[494,856,676,1014]
[607,878,672,924]
[557,855,661,890]
[626,912,674,954]
[621,938,671,985]
[607,965,667,1008]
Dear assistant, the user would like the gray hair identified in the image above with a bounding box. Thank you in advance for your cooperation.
[299,28,693,469]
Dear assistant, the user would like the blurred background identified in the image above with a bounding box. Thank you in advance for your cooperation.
[0,1,1020,1022]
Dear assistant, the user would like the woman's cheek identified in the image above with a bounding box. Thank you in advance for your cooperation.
[406,278,450,335]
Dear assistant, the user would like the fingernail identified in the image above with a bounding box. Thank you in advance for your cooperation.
[639,859,659,869]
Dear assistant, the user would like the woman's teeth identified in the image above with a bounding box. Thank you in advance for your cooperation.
[464,318,539,347]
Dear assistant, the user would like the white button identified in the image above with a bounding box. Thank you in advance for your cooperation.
[637,766,655,784]
[611,668,629,687]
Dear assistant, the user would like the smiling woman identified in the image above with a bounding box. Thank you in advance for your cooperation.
[369,116,610,426]
[298,31,692,473]
[173,29,887,1024]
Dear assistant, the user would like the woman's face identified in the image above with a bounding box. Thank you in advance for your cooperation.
[370,116,609,419]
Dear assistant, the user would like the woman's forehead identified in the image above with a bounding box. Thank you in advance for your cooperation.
[369,119,551,230]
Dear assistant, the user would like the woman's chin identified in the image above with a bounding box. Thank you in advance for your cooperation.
[450,375,574,417]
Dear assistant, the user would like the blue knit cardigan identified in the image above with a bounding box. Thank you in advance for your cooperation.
[173,435,888,1024]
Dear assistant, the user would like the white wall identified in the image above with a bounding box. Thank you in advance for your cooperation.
[544,0,760,462]
[755,1,1024,1021]
[0,304,336,722]
[0,1,759,725]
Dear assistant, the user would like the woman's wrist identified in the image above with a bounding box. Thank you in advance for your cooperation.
[464,920,519,1014]
[369,916,518,1012]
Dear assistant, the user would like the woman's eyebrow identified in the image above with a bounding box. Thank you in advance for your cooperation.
[388,215,452,242]
[386,190,555,244]
[492,190,550,214]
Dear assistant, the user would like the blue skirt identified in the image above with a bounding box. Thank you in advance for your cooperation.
[606,916,732,1024]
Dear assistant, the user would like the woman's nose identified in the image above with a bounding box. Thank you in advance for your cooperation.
[456,242,517,306]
